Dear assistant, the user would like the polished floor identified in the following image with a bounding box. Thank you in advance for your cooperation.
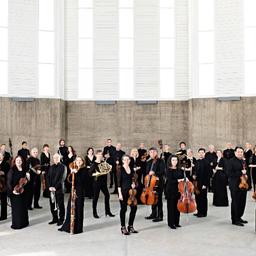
[0,191,255,256]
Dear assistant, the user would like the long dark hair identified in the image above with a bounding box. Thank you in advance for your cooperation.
[167,155,179,169]
[87,147,94,155]
[11,155,24,169]
[68,145,76,156]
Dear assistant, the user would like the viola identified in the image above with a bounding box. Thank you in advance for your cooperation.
[14,177,28,194]
[127,177,137,206]
[239,162,249,190]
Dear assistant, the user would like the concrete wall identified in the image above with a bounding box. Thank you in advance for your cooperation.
[1,97,255,157]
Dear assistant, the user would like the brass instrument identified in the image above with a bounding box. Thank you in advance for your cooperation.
[92,161,112,179]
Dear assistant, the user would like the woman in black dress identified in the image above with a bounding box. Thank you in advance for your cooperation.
[40,144,51,198]
[58,156,87,234]
[117,155,138,235]
[84,147,96,199]
[212,150,229,206]
[65,146,76,193]
[166,155,183,229]
[249,146,256,192]
[7,156,30,229]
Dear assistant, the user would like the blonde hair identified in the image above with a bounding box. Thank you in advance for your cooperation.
[130,148,138,158]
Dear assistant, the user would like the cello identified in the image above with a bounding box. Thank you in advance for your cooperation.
[177,171,197,214]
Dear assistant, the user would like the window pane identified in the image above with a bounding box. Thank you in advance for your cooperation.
[245,61,256,94]
[79,39,93,68]
[79,9,93,38]
[120,0,133,8]
[119,9,133,38]
[198,0,214,31]
[244,0,256,27]
[0,28,8,60]
[79,0,93,8]
[0,0,8,27]
[0,62,8,95]
[160,0,174,8]
[160,38,175,68]
[39,31,55,63]
[198,64,214,96]
[39,0,54,30]
[119,69,134,99]
[244,28,256,61]
[120,39,133,68]
[198,32,214,63]
[79,69,93,99]
[39,64,55,96]
[160,8,175,38]
[160,69,174,98]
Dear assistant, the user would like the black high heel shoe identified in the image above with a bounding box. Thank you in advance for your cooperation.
[105,212,115,217]
[93,212,100,219]
[121,226,130,235]
[127,226,138,233]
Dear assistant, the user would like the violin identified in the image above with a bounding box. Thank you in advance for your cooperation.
[127,177,137,206]
[140,159,159,205]
[239,162,249,190]
[14,177,28,194]
[177,172,197,214]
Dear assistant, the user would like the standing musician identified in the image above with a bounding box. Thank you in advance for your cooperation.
[249,146,256,192]
[145,147,166,222]
[89,150,115,219]
[244,142,252,190]
[176,142,187,169]
[58,139,69,166]
[47,153,66,226]
[138,143,148,180]
[17,141,30,164]
[182,149,196,182]
[26,148,42,210]
[59,156,88,234]
[0,152,10,221]
[193,148,210,218]
[65,146,76,193]
[160,144,172,166]
[117,155,138,235]
[0,144,11,164]
[226,147,248,226]
[7,156,30,229]
[40,144,51,198]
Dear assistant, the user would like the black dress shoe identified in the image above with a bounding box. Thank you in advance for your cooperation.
[93,213,100,219]
[0,217,7,221]
[48,220,58,225]
[152,218,163,222]
[111,191,118,194]
[28,207,33,210]
[175,224,182,228]
[127,226,138,233]
[145,215,156,220]
[197,214,206,218]
[34,205,43,209]
[232,222,244,226]
[57,220,63,226]
[121,226,130,235]
[106,212,115,217]
[193,213,198,217]
[239,218,248,224]
[169,225,176,229]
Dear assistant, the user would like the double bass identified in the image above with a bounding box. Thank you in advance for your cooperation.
[177,172,197,214]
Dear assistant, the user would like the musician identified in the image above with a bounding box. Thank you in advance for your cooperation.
[112,143,125,194]
[176,142,187,168]
[138,143,147,158]
[249,146,256,192]
[89,150,115,218]
[65,146,76,193]
[0,152,10,221]
[193,148,210,218]
[7,156,30,229]
[145,147,166,222]
[212,150,228,207]
[205,145,217,192]
[59,156,88,234]
[226,147,248,226]
[117,155,138,235]
[17,141,30,163]
[137,143,148,180]
[40,144,51,198]
[47,153,66,226]
[58,139,69,166]
[26,147,42,210]
[182,149,196,181]
[129,148,143,204]
[103,139,116,189]
[244,142,252,190]
[84,147,96,199]
[223,143,235,163]
[0,144,11,163]
[166,155,183,229]
[160,144,172,166]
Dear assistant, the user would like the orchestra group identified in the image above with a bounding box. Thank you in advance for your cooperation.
[0,139,255,235]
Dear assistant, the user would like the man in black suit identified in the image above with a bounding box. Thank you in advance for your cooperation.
[227,146,248,226]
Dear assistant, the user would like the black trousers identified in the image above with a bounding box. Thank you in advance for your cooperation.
[0,192,7,219]
[93,179,111,214]
[252,168,256,192]
[27,175,41,208]
[120,190,137,227]
[195,188,208,216]
[49,192,65,222]
[230,189,247,223]
[151,189,163,219]
[110,166,118,191]
[167,194,180,227]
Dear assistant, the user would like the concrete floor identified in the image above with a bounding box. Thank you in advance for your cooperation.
[0,191,255,256]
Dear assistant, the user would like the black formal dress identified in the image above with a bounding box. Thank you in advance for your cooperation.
[103,145,116,188]
[58,146,69,166]
[59,167,88,234]
[226,157,248,224]
[7,167,29,229]
[249,154,256,192]
[166,168,183,228]
[205,151,218,192]
[40,152,50,198]
[117,166,137,228]
[84,155,96,198]
[112,149,125,193]
[183,157,197,182]
[65,154,76,193]
[0,160,10,220]
[244,149,252,190]
[212,158,228,206]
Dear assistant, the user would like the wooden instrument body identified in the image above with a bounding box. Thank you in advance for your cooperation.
[239,174,249,190]
[140,175,159,205]
[127,187,137,206]
[14,177,28,194]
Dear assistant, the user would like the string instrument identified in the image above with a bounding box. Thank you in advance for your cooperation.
[69,161,79,235]
[14,177,28,194]
[140,159,159,205]
[127,176,137,206]
[0,166,6,193]
[177,172,197,214]
[239,162,249,190]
